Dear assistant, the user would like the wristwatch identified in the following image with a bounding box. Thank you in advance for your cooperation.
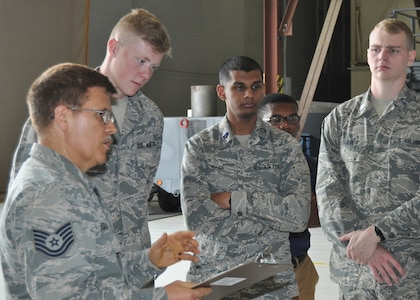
[374,226,385,242]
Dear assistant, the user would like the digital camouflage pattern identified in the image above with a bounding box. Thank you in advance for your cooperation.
[181,116,311,299]
[87,90,164,289]
[316,86,420,299]
[7,90,165,294]
[0,144,167,299]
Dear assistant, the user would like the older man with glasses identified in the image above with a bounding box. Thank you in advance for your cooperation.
[0,63,211,300]
[259,92,320,300]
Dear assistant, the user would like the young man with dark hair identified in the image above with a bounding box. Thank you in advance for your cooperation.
[181,56,311,299]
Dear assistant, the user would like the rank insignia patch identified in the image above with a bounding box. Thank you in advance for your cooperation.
[32,223,74,257]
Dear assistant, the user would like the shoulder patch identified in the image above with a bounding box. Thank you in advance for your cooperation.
[32,223,75,257]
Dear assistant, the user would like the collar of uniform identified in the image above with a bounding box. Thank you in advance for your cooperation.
[356,87,374,118]
[357,86,408,118]
[30,144,95,192]
[379,85,412,114]
[118,91,146,135]
[218,116,234,144]
[392,85,414,109]
[255,117,270,138]
[218,115,268,145]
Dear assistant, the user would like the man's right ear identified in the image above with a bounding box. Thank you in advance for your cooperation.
[216,84,226,102]
[53,105,70,130]
[108,39,119,56]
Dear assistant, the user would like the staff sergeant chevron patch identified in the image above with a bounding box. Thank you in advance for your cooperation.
[32,223,75,257]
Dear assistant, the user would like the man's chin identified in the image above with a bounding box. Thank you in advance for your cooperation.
[99,157,108,165]
[125,85,143,97]
[96,155,108,167]
[112,88,137,99]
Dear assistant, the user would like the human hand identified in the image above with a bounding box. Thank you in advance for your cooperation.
[149,231,200,268]
[165,280,212,300]
[367,245,405,286]
[339,226,380,264]
[210,192,231,209]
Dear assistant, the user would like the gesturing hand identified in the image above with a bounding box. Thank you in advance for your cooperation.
[149,231,200,268]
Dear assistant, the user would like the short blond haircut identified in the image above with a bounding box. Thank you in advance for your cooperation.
[110,8,171,57]
[373,18,415,51]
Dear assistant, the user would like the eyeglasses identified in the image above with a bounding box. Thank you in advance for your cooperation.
[68,107,115,125]
[264,114,301,125]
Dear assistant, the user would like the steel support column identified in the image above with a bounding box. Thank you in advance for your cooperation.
[264,0,280,94]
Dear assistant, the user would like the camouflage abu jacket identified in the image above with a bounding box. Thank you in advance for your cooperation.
[8,89,164,290]
[181,116,311,299]
[316,86,420,298]
[0,144,166,299]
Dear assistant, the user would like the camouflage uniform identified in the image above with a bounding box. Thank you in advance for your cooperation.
[88,91,164,288]
[181,116,311,299]
[0,144,167,299]
[316,86,420,299]
[8,90,164,290]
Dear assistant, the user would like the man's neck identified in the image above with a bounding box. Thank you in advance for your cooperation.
[98,62,126,100]
[228,114,257,135]
[370,78,405,100]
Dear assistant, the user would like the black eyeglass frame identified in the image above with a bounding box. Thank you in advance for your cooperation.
[263,114,301,125]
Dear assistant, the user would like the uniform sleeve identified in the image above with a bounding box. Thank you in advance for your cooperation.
[122,248,164,288]
[14,185,135,299]
[181,139,229,234]
[376,188,420,241]
[249,142,311,233]
[316,112,367,245]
